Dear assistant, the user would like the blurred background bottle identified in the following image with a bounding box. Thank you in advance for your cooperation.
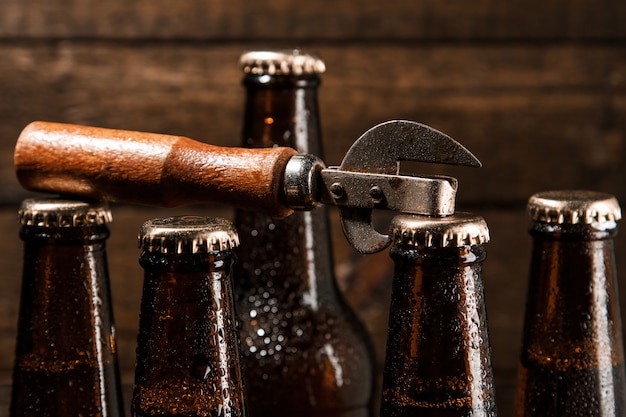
[380,213,497,417]
[131,216,246,417]
[514,190,626,416]
[10,198,125,416]
[233,49,376,417]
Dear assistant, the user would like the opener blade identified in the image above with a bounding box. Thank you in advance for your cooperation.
[319,120,481,254]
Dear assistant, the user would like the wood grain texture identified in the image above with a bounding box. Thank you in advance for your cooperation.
[1,0,625,40]
[15,121,297,216]
[1,43,624,205]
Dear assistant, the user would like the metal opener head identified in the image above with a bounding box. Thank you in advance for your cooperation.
[319,120,481,254]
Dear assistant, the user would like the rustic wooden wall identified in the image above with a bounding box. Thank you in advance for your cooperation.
[1,1,625,415]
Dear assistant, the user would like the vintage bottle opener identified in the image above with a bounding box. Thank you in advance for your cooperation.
[14,120,480,253]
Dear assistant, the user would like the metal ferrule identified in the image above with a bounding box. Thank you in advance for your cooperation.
[283,154,326,211]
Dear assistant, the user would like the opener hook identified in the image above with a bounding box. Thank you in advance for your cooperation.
[333,120,481,254]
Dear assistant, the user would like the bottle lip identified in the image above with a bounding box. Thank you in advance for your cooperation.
[240,49,326,76]
[18,197,112,228]
[139,216,239,254]
[389,212,490,248]
[527,190,621,227]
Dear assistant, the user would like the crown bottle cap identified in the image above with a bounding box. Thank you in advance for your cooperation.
[19,198,112,228]
[139,216,239,254]
[240,49,326,76]
[527,190,621,226]
[390,212,490,248]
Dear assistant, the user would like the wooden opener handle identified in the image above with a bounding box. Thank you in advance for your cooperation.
[14,122,298,217]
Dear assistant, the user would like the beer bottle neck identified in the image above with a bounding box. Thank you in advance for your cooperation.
[20,224,110,244]
[382,244,497,416]
[524,222,622,363]
[515,217,626,415]
[527,221,620,339]
[242,74,322,155]
[19,224,114,342]
[391,244,487,267]
[236,73,338,305]
[13,224,122,415]
[139,249,235,273]
[133,250,246,417]
[529,220,618,241]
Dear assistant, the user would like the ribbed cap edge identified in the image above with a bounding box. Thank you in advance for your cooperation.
[139,216,239,254]
[390,212,490,248]
[527,190,621,225]
[240,49,326,76]
[18,198,112,227]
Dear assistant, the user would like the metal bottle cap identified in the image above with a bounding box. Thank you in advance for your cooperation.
[139,216,239,254]
[527,190,622,225]
[18,198,112,227]
[390,212,490,248]
[240,49,326,76]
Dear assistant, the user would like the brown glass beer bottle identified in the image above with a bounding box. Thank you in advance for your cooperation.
[10,198,125,416]
[514,190,626,416]
[380,213,497,417]
[233,50,376,417]
[131,216,246,417]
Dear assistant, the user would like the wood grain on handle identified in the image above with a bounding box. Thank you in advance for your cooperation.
[14,122,298,217]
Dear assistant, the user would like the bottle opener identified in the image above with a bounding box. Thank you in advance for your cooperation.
[14,120,480,254]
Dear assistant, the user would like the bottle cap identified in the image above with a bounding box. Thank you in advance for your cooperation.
[390,212,490,248]
[240,49,326,76]
[139,216,239,254]
[527,190,622,225]
[18,198,112,227]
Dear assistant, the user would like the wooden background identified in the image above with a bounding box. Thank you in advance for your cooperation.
[1,1,625,415]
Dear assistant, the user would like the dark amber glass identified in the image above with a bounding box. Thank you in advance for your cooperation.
[514,191,626,417]
[131,216,246,417]
[10,198,125,417]
[380,213,497,417]
[234,50,376,417]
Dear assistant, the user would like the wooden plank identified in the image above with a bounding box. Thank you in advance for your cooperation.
[1,43,624,205]
[1,0,625,40]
